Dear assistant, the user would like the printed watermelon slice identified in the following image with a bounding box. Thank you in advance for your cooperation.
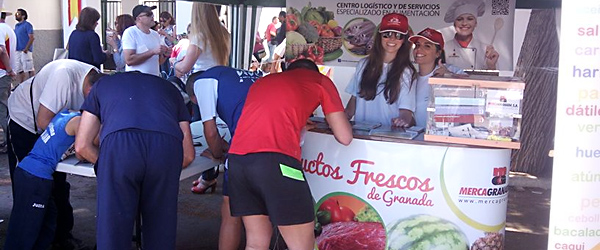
[387,214,469,250]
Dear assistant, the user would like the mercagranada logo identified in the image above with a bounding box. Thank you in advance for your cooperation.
[422,30,432,37]
[439,148,505,232]
[491,167,507,185]
[388,17,401,25]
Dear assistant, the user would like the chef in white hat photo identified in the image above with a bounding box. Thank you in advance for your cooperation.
[444,0,499,71]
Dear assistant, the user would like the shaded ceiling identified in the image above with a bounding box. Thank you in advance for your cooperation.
[184,0,561,8]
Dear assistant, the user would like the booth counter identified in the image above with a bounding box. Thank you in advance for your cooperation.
[302,130,510,249]
[56,121,229,180]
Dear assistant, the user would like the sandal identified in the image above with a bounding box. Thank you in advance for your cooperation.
[191,179,217,194]
[192,178,201,186]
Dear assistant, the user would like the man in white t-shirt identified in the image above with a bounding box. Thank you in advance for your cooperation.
[6,59,106,249]
[122,5,169,76]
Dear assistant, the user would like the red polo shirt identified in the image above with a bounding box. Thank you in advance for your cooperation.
[229,68,344,160]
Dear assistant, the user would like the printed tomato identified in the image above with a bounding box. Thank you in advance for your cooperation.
[287,14,300,31]
[318,198,339,213]
[329,207,344,223]
[318,197,356,223]
[338,206,356,222]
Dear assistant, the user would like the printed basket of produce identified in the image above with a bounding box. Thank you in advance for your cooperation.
[317,37,343,53]
[286,3,344,63]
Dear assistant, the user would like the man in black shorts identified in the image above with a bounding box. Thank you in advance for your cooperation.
[227,59,352,249]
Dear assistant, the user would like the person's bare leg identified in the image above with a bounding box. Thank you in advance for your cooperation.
[219,196,242,250]
[17,72,25,84]
[278,221,315,250]
[242,215,272,250]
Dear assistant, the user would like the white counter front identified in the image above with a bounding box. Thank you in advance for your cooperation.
[302,131,511,249]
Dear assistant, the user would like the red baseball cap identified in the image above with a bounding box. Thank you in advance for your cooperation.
[378,13,409,35]
[409,28,445,48]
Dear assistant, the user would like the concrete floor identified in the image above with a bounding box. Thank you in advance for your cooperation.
[0,153,551,249]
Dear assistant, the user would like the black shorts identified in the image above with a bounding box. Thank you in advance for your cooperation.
[228,152,314,226]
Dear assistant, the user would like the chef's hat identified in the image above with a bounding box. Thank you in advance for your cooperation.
[444,0,485,23]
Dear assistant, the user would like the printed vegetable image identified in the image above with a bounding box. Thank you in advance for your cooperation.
[387,214,469,250]
[471,232,504,250]
[318,221,386,250]
[316,210,331,225]
[323,48,343,62]
[354,204,383,223]
[285,31,308,59]
[298,22,319,43]
[317,197,354,223]
[306,45,325,65]
[343,18,376,56]
[305,8,325,24]
[301,2,334,25]
[287,13,300,31]
[286,31,307,45]
[314,193,385,250]
[288,7,303,25]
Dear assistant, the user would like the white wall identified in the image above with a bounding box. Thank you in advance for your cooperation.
[121,0,140,18]
[4,0,64,70]
[4,0,62,30]
[175,0,192,34]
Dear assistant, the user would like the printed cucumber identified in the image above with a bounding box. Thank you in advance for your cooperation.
[323,48,343,62]
[386,214,469,250]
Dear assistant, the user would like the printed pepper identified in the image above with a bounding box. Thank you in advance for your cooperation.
[286,14,300,31]
[319,24,335,38]
[306,45,324,65]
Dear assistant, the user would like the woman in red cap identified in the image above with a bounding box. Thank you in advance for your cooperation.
[409,27,466,127]
[344,13,417,128]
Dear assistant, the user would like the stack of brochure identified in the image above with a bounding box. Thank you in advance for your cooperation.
[351,121,382,132]
[369,126,424,140]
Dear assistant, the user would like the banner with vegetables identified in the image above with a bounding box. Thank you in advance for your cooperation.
[286,0,515,70]
[301,132,511,249]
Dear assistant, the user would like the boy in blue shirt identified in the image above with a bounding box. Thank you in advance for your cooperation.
[4,110,82,250]
[186,66,262,250]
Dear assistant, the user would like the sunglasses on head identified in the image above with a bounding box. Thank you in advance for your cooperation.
[381,31,406,40]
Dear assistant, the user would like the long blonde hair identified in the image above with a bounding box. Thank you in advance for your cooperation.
[190,3,231,66]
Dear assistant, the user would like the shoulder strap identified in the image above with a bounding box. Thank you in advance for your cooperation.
[29,77,38,133]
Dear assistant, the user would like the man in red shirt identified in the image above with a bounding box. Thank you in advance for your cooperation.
[227,59,352,250]
[264,16,278,62]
